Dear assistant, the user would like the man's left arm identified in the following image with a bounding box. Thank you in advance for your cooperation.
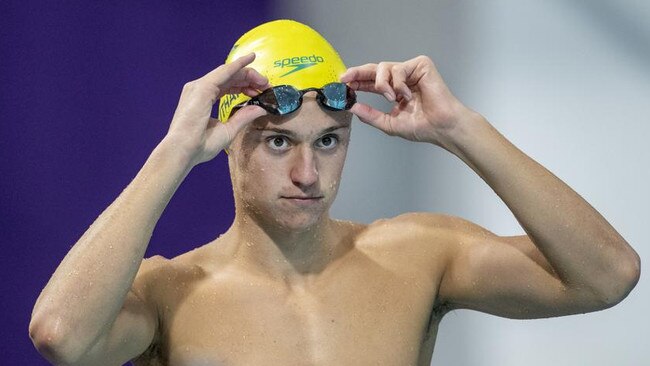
[340,55,640,315]
[441,111,640,304]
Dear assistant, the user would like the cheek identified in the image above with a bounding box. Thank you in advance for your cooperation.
[241,157,283,193]
[320,152,347,192]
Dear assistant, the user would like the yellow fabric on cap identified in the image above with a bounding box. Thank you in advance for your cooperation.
[218,19,347,122]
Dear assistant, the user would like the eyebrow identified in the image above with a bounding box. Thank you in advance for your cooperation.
[255,125,349,137]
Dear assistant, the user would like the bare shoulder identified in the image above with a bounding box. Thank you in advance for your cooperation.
[131,255,170,299]
[135,252,209,290]
[353,212,471,279]
[382,212,492,231]
[359,212,480,248]
[131,252,213,319]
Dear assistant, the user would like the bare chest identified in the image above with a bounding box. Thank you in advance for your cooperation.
[139,248,444,365]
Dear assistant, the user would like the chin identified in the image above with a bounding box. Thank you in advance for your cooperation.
[277,214,322,232]
[271,209,329,232]
[241,197,331,232]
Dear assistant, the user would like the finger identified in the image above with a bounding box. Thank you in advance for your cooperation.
[391,65,412,102]
[226,69,268,88]
[203,53,269,91]
[349,102,395,136]
[215,67,268,95]
[398,55,441,92]
[347,80,381,94]
[241,87,262,97]
[252,79,271,91]
[375,62,396,102]
[339,63,378,83]
[237,67,269,87]
[221,85,263,96]
[203,52,256,85]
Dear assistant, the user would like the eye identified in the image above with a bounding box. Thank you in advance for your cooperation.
[266,136,290,151]
[316,134,339,150]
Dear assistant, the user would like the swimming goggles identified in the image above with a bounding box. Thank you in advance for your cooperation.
[229,82,356,118]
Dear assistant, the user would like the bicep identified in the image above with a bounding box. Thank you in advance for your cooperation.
[77,290,157,365]
[438,230,603,319]
[73,257,162,366]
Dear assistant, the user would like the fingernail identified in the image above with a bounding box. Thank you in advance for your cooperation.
[383,92,394,102]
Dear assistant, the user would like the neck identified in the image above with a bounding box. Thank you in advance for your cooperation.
[222,211,350,285]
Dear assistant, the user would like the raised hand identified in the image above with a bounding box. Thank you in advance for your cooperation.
[165,52,270,166]
[340,55,476,149]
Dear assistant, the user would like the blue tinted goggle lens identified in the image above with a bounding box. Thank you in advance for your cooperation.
[321,82,348,110]
[273,86,302,115]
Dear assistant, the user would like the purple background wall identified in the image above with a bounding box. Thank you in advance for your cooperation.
[1,1,272,364]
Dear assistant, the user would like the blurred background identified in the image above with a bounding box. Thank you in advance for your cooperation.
[2,1,647,365]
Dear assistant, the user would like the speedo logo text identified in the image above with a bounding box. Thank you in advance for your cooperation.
[274,55,325,77]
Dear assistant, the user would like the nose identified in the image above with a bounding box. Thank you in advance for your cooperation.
[290,145,319,188]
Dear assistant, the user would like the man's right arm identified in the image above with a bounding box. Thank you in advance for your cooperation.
[28,52,271,365]
[28,139,193,365]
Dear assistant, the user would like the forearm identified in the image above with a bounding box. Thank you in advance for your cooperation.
[440,112,640,301]
[30,137,193,348]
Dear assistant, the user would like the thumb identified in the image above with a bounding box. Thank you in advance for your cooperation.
[207,105,267,152]
[350,102,394,135]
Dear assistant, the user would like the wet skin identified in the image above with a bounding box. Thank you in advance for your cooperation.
[132,217,451,366]
[131,96,453,365]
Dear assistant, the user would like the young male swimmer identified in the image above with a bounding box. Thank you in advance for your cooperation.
[30,20,641,365]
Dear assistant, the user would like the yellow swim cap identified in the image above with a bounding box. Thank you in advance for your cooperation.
[218,19,347,122]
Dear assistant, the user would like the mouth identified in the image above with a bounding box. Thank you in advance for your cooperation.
[281,196,324,205]
[282,196,323,200]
